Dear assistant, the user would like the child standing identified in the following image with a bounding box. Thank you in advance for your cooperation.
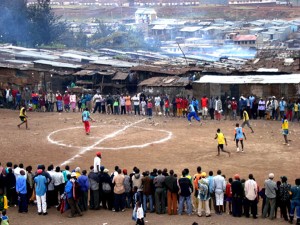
[0,210,9,225]
[165,98,170,117]
[0,188,8,214]
[147,99,153,118]
[282,115,289,146]
[234,123,247,152]
[214,129,230,157]
[225,178,233,215]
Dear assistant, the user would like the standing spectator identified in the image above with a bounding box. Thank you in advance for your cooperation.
[56,91,63,112]
[26,166,34,204]
[182,97,188,118]
[101,96,106,114]
[178,170,193,215]
[5,168,17,207]
[172,97,177,117]
[160,95,165,114]
[154,95,161,115]
[176,96,182,117]
[164,98,170,117]
[106,94,114,114]
[225,178,233,215]
[142,171,154,213]
[131,94,140,116]
[24,88,31,107]
[201,95,209,120]
[34,169,48,215]
[16,170,28,213]
[88,166,100,210]
[262,173,277,220]
[78,170,89,212]
[0,188,8,212]
[224,97,232,120]
[113,97,119,115]
[120,95,126,115]
[46,90,55,112]
[258,97,266,119]
[153,170,166,214]
[100,168,113,210]
[92,91,102,113]
[52,166,64,206]
[70,92,77,112]
[112,169,125,212]
[123,169,131,208]
[279,97,287,120]
[214,97,222,121]
[63,91,70,112]
[293,100,299,122]
[286,100,294,121]
[15,91,22,110]
[93,152,101,173]
[141,98,146,116]
[125,94,131,114]
[147,99,153,118]
[289,178,300,224]
[231,174,243,217]
[279,176,291,221]
[231,97,238,120]
[65,172,82,218]
[213,170,226,215]
[197,172,211,217]
[252,99,258,119]
[244,174,258,219]
[47,165,55,207]
[164,169,178,215]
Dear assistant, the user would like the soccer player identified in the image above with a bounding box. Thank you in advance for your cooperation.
[82,107,94,135]
[282,115,289,146]
[241,108,254,133]
[17,105,29,129]
[234,123,246,152]
[215,129,230,157]
[187,102,202,125]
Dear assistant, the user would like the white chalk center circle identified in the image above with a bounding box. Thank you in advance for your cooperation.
[47,125,172,150]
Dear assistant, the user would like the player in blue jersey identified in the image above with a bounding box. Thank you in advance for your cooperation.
[234,123,247,152]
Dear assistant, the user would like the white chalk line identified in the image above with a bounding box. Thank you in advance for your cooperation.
[46,119,172,166]
[59,118,146,165]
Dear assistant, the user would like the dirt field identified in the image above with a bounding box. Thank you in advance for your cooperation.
[1,108,299,225]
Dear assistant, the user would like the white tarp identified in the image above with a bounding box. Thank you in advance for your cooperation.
[194,74,300,84]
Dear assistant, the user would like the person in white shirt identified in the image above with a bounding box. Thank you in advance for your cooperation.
[47,165,56,206]
[70,93,77,112]
[213,169,226,215]
[244,174,258,218]
[131,95,140,116]
[92,91,102,113]
[154,96,161,115]
[93,152,101,173]
[135,201,144,225]
[52,166,65,205]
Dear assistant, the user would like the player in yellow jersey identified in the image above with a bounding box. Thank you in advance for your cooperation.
[241,108,254,133]
[17,105,28,129]
[214,129,230,157]
[282,115,289,146]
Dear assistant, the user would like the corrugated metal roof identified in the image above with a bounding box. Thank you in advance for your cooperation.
[180,27,202,32]
[34,60,82,69]
[138,76,190,87]
[112,72,129,80]
[233,35,257,41]
[73,70,97,76]
[194,74,300,84]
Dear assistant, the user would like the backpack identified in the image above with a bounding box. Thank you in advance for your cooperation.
[102,182,111,193]
[198,180,209,198]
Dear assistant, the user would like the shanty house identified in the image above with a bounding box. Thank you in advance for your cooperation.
[138,76,192,99]
[193,74,300,100]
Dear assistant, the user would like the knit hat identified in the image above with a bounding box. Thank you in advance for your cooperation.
[96,152,101,157]
[123,169,127,175]
[234,174,240,179]
[269,173,275,179]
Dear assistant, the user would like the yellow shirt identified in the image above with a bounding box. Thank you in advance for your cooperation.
[294,104,299,112]
[20,107,26,117]
[217,132,225,144]
[282,119,288,130]
[243,111,249,121]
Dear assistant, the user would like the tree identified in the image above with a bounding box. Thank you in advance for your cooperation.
[0,0,29,45]
[27,0,67,46]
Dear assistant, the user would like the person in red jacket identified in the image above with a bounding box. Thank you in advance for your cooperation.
[182,97,189,118]
[175,97,182,117]
[201,96,209,120]
[231,97,238,120]
[225,178,233,215]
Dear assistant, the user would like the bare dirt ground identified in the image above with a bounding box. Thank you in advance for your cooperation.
[1,108,299,225]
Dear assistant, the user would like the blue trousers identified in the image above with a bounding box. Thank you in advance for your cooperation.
[187,111,200,122]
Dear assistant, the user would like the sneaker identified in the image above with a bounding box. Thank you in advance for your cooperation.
[189,122,191,125]
[236,148,240,152]
[112,209,116,212]
[241,149,244,152]
[43,212,48,216]
[121,209,125,212]
[38,212,42,215]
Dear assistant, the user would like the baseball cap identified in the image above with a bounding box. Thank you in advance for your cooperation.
[269,173,275,179]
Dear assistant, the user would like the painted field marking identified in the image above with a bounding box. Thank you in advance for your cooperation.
[47,118,172,166]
